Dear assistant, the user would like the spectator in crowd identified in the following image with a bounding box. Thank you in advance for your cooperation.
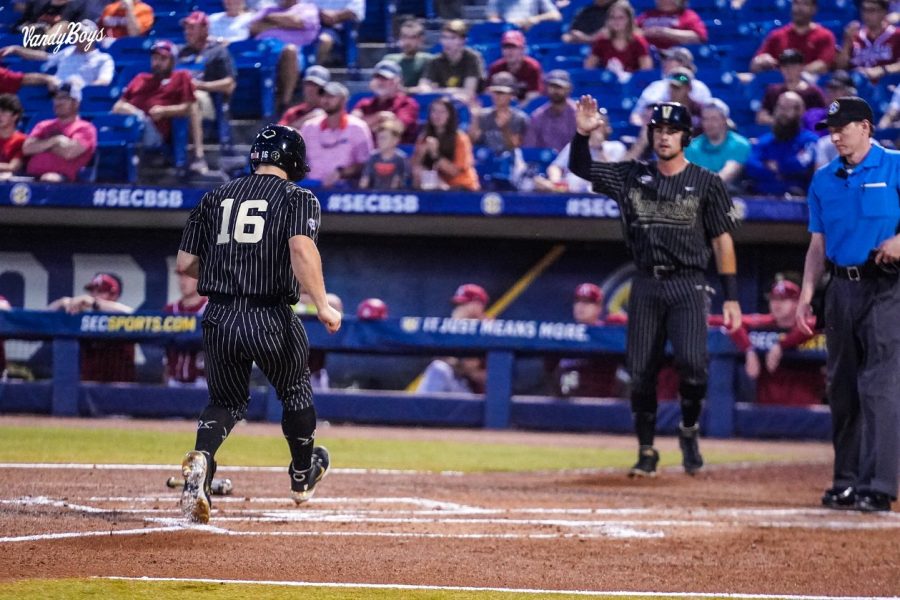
[563,0,616,44]
[209,0,255,42]
[0,60,58,96]
[279,65,329,130]
[664,68,702,134]
[635,0,707,51]
[383,18,433,89]
[163,272,208,387]
[411,96,480,191]
[419,20,485,105]
[23,81,97,182]
[629,46,711,126]
[295,292,343,390]
[685,99,751,186]
[418,284,489,394]
[486,0,562,31]
[533,106,625,192]
[585,0,652,75]
[877,80,900,128]
[0,94,26,180]
[469,72,530,155]
[804,69,855,133]
[750,0,835,75]
[112,40,208,175]
[300,81,373,187]
[351,60,419,144]
[0,295,9,381]
[359,115,408,190]
[98,0,155,40]
[178,12,237,136]
[315,0,364,66]
[248,0,319,112]
[756,49,826,126]
[487,30,543,102]
[523,69,577,152]
[357,297,389,320]
[744,91,818,196]
[1,20,113,86]
[546,283,628,398]
[724,276,824,405]
[840,0,900,81]
[17,0,94,38]
[47,272,135,383]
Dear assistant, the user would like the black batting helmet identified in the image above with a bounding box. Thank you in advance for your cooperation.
[249,124,310,180]
[648,102,693,148]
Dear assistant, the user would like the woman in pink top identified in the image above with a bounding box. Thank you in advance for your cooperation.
[585,1,653,73]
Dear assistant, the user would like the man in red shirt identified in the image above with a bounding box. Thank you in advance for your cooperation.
[279,65,330,130]
[836,0,900,82]
[111,40,208,175]
[751,0,836,75]
[548,283,629,398]
[0,94,26,179]
[48,273,136,383]
[351,60,419,144]
[723,277,824,406]
[487,30,543,103]
[635,0,707,51]
[23,81,97,182]
[0,63,57,95]
[164,272,208,387]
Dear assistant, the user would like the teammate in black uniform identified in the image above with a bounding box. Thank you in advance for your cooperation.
[176,124,342,523]
[569,97,743,477]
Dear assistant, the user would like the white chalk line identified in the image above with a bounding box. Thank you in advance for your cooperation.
[0,462,462,476]
[97,576,900,600]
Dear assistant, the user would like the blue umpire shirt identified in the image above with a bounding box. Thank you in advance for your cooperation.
[807,143,900,267]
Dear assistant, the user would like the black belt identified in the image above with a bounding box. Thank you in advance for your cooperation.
[207,293,284,308]
[642,265,700,280]
[829,261,899,281]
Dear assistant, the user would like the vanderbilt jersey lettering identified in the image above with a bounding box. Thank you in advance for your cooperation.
[180,174,321,303]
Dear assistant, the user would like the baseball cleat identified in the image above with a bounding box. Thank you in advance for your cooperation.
[290,446,330,505]
[821,486,856,510]
[180,450,212,524]
[678,422,704,475]
[628,446,659,478]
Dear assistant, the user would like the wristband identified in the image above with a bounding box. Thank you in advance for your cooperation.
[720,274,739,302]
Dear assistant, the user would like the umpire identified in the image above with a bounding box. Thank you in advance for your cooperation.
[176,124,342,524]
[569,97,742,477]
[798,97,899,513]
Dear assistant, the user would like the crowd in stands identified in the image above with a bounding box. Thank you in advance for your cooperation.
[0,0,899,192]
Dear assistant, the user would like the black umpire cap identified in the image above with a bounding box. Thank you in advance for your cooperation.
[649,102,692,131]
[815,96,874,130]
[249,124,310,181]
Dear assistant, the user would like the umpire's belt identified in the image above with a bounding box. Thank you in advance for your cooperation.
[829,261,899,281]
[642,265,700,280]
[207,293,284,308]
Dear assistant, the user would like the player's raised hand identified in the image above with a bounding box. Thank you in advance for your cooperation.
[575,95,603,135]
[318,304,342,334]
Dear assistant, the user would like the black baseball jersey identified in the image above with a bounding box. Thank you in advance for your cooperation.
[180,174,321,304]
[588,159,737,271]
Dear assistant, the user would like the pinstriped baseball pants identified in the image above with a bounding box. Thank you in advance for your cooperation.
[627,272,711,411]
[202,301,313,420]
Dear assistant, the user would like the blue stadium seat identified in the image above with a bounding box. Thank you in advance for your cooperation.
[149,11,185,39]
[467,22,515,43]
[470,43,501,66]
[525,20,563,43]
[521,96,548,114]
[107,36,156,62]
[87,113,144,183]
[520,146,555,174]
[229,38,281,118]
[80,85,121,113]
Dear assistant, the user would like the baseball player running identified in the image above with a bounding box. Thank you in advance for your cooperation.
[176,124,342,523]
[569,96,743,477]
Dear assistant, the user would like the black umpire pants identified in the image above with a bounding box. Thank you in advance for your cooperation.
[825,275,900,499]
[627,271,711,413]
[202,299,314,421]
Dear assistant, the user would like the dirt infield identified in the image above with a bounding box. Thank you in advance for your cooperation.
[0,421,898,597]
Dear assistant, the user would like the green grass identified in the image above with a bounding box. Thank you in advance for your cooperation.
[0,579,795,600]
[0,425,774,472]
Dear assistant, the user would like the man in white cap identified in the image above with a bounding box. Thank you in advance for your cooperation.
[629,46,711,126]
[351,60,419,144]
[0,20,114,86]
[685,98,751,185]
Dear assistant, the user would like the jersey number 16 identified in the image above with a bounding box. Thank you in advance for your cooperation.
[216,198,268,245]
